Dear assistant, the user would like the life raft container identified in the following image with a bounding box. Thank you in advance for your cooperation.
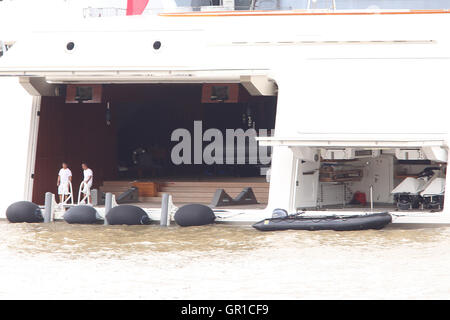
[252,212,392,232]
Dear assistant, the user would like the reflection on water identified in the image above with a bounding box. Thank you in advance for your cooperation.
[1,220,449,299]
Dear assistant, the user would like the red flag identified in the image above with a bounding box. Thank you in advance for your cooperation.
[126,0,150,15]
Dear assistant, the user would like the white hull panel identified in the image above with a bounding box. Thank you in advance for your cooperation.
[54,206,450,227]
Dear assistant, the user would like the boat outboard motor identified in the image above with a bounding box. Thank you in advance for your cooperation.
[174,204,215,227]
[64,205,102,224]
[106,205,151,225]
[6,201,43,223]
[272,208,288,218]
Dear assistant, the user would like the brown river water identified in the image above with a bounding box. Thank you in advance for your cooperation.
[0,220,449,299]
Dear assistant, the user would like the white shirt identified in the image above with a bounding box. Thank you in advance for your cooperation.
[83,168,93,185]
[58,168,72,184]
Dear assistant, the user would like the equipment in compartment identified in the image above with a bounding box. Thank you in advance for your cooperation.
[320,148,380,160]
[65,84,103,103]
[421,176,445,210]
[349,191,367,206]
[201,83,240,103]
[395,149,426,161]
[391,167,445,210]
[293,144,447,213]
[319,166,363,182]
[317,161,365,208]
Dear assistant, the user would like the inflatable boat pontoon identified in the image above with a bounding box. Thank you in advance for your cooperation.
[252,212,392,231]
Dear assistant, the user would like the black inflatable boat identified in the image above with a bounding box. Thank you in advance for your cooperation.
[252,212,392,231]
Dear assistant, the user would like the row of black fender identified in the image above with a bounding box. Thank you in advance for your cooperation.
[5,201,216,226]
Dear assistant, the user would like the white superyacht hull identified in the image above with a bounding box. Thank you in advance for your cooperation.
[1,7,450,228]
[48,205,450,228]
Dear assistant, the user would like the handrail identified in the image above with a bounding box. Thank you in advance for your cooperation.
[61,181,74,206]
[83,1,450,18]
[78,181,91,205]
[307,0,336,10]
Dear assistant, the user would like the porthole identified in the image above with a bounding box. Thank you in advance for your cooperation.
[66,42,75,51]
[153,41,161,50]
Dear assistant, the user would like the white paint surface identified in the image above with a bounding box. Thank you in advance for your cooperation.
[0,78,32,217]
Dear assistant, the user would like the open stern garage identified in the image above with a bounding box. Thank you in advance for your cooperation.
[30,82,277,204]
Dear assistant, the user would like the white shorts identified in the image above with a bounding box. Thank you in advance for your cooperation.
[82,182,92,194]
[58,183,70,195]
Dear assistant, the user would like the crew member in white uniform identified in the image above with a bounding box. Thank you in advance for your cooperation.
[81,162,93,204]
[57,162,72,204]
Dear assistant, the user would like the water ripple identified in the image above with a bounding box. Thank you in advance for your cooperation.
[1,221,449,299]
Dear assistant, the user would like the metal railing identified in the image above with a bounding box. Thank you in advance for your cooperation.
[83,7,126,18]
[81,0,450,17]
[60,181,74,206]
[78,181,91,205]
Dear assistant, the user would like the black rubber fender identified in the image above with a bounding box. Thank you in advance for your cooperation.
[105,205,151,225]
[174,204,215,227]
[6,201,43,223]
[64,205,101,224]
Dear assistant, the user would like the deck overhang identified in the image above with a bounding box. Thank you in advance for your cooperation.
[257,134,449,162]
[1,70,276,96]
[257,134,448,149]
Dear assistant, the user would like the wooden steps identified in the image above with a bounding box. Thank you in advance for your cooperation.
[99,181,135,197]
[100,178,269,205]
[158,180,269,205]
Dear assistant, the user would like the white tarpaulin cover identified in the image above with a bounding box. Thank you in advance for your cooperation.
[391,177,427,195]
[421,177,446,196]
